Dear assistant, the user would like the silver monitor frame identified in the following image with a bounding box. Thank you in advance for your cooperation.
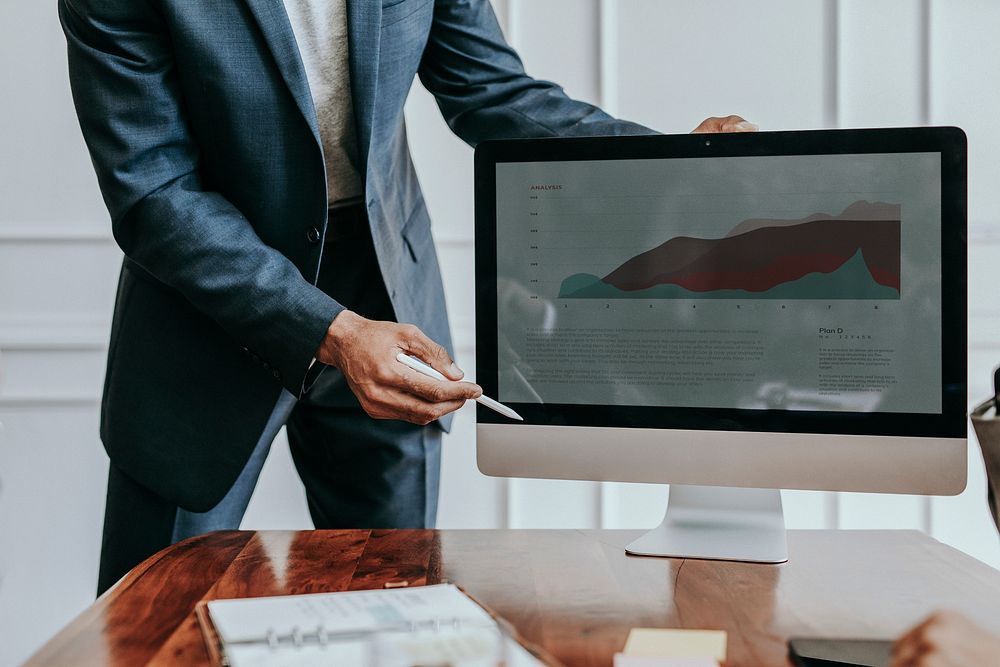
[478,425,966,563]
[474,128,968,563]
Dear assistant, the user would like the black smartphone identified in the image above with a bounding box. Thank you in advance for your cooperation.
[788,637,893,667]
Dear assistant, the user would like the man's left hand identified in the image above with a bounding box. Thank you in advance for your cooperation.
[692,115,758,133]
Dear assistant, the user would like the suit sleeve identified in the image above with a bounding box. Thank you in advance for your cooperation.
[58,0,342,396]
[418,0,655,145]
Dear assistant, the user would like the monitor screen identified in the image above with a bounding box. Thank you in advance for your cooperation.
[476,129,966,438]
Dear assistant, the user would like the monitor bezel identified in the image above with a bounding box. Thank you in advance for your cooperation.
[474,127,967,438]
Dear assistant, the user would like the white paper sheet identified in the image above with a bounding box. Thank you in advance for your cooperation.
[207,584,544,667]
[209,584,492,643]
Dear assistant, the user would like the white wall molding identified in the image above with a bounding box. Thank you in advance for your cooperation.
[597,0,618,119]
[0,225,472,247]
[970,324,1000,349]
[0,223,111,242]
[825,492,841,529]
[503,0,518,49]
[920,0,932,124]
[825,0,840,128]
[0,396,100,407]
[0,225,478,248]
[433,236,473,249]
[0,316,108,350]
[969,225,1000,245]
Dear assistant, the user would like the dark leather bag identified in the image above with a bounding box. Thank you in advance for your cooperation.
[972,397,1000,535]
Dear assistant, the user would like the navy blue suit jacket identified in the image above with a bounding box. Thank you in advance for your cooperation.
[60,0,651,511]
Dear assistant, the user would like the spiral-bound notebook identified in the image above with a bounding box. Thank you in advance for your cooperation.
[196,583,560,666]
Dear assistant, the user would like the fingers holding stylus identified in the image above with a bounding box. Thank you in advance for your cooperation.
[396,323,465,381]
[394,361,482,404]
[397,352,521,421]
[316,311,481,425]
[364,384,467,426]
[390,323,483,403]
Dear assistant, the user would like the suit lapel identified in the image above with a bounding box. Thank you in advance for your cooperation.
[243,0,321,146]
[244,0,382,175]
[346,0,382,173]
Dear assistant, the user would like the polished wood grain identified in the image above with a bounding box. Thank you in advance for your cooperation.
[23,530,1000,667]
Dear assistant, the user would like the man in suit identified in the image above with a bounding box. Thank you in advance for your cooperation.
[60,0,755,594]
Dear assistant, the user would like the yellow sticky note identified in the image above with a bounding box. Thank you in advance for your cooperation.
[614,654,720,667]
[623,628,727,661]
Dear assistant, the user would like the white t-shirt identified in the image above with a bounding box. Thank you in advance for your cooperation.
[282,0,364,206]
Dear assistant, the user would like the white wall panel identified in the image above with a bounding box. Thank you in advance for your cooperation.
[969,239,1000,323]
[491,0,510,39]
[0,2,106,223]
[782,490,836,529]
[602,482,668,529]
[509,478,601,528]
[0,348,105,403]
[839,493,927,531]
[510,0,601,105]
[403,85,476,246]
[615,0,833,133]
[837,0,926,127]
[0,239,119,322]
[0,407,108,667]
[929,1,1000,230]
[433,241,477,352]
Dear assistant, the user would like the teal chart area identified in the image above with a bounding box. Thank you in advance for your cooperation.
[558,201,901,300]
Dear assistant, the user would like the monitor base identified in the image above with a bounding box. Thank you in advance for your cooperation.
[625,485,788,563]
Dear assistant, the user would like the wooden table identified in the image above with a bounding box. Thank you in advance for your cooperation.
[24,529,1000,666]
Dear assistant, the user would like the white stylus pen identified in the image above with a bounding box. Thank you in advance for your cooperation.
[396,353,524,421]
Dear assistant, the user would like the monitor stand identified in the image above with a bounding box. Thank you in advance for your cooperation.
[625,485,788,563]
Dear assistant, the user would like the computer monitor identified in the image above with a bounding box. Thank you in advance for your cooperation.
[474,127,967,563]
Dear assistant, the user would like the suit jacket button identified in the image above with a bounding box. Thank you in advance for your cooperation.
[306,227,321,244]
[272,368,282,381]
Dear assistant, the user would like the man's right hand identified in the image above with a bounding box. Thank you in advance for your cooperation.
[691,115,758,133]
[315,310,482,425]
